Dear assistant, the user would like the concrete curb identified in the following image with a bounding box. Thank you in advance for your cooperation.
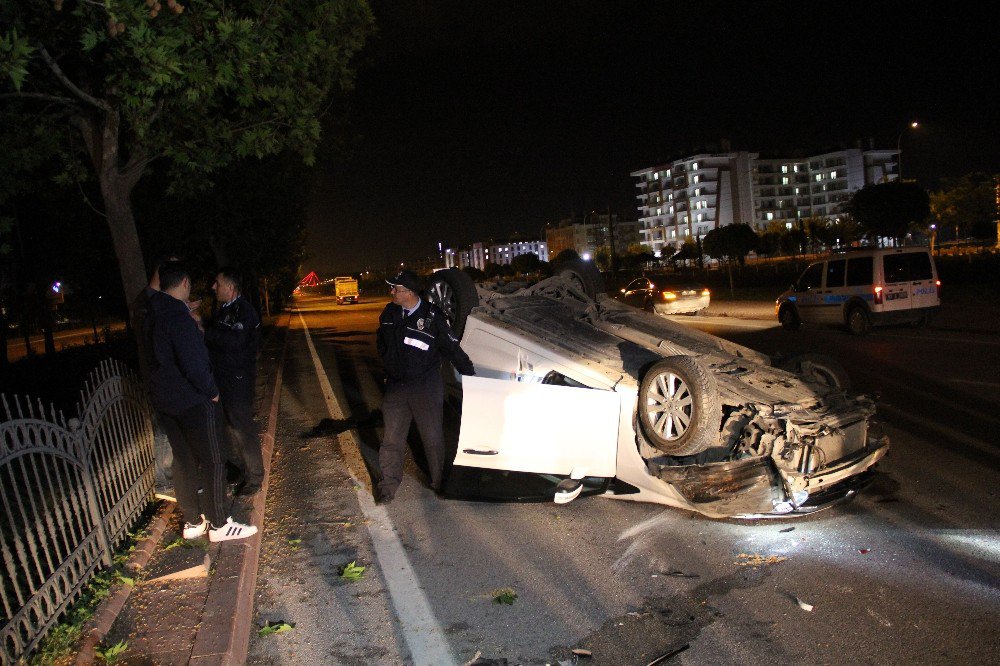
[74,500,176,665]
[190,312,291,665]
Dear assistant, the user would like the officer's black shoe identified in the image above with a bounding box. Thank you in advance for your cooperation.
[236,482,262,497]
[376,489,395,505]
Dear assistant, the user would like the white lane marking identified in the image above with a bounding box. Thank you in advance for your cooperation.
[947,378,1000,389]
[879,404,997,457]
[297,312,456,666]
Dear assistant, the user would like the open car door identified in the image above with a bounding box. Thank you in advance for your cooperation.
[454,376,620,478]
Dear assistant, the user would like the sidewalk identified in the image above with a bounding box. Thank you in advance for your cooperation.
[76,316,290,665]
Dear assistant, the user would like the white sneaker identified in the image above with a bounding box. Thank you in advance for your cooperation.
[208,517,258,542]
[183,516,208,539]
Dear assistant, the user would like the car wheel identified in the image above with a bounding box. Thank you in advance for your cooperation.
[846,306,870,336]
[776,353,851,390]
[779,305,801,331]
[425,268,479,338]
[637,356,721,456]
[553,257,606,300]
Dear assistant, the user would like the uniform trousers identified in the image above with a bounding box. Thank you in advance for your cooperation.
[378,371,446,497]
[218,374,263,486]
[157,401,228,526]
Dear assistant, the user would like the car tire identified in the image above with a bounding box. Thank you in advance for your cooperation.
[779,304,801,331]
[776,353,851,390]
[846,306,870,336]
[425,268,479,338]
[553,257,606,300]
[637,356,721,456]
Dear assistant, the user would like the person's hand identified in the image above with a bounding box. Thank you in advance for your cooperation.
[211,394,220,402]
[187,299,201,312]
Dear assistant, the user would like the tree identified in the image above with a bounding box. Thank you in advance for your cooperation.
[845,181,930,244]
[929,172,998,241]
[509,251,542,275]
[1,1,374,316]
[702,223,758,294]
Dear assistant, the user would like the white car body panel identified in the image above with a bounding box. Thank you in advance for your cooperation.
[455,376,619,477]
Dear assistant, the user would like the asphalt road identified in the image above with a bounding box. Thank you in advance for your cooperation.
[250,294,999,665]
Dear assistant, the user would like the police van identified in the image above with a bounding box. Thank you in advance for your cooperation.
[776,247,940,335]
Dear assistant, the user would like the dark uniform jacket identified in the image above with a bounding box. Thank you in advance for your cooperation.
[377,299,474,384]
[145,291,219,416]
[205,295,260,381]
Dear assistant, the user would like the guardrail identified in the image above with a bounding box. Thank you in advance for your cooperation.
[0,360,154,663]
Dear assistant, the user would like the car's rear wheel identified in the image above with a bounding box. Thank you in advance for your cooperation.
[425,269,479,338]
[776,353,851,390]
[779,304,801,331]
[637,356,721,456]
[552,257,606,300]
[846,306,870,336]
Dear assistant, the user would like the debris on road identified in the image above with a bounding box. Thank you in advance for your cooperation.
[859,548,871,554]
[646,643,690,665]
[492,587,518,605]
[571,647,593,657]
[779,527,795,533]
[661,569,700,578]
[794,597,814,612]
[735,553,788,567]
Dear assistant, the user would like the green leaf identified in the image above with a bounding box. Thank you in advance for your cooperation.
[96,640,128,663]
[492,587,518,605]
[257,620,295,637]
[338,560,365,581]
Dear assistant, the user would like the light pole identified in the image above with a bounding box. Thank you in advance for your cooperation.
[896,121,919,181]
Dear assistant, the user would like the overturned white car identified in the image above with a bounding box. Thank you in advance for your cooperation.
[426,262,888,519]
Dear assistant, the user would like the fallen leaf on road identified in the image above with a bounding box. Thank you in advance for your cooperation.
[571,648,593,657]
[492,587,518,605]
[779,527,795,533]
[338,561,366,581]
[794,597,814,612]
[258,621,295,637]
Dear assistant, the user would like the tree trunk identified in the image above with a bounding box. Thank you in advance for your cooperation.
[100,175,148,318]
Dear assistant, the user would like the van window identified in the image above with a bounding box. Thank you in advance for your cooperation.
[797,263,823,291]
[885,251,934,282]
[825,259,846,288]
[846,256,873,286]
[908,252,933,280]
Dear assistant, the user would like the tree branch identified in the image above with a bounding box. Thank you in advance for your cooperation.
[37,45,111,113]
[0,92,82,110]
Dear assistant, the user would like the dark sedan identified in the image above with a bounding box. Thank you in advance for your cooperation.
[617,277,710,316]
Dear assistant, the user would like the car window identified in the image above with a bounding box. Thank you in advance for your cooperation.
[626,279,645,291]
[797,263,823,291]
[825,259,846,288]
[908,252,933,280]
[883,254,910,284]
[846,256,873,286]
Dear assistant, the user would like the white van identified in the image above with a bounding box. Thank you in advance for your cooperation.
[776,247,940,335]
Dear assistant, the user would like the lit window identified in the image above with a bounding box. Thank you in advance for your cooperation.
[782,177,789,185]
[670,229,676,238]
[669,206,674,214]
[665,169,671,177]
[830,170,838,178]
[794,164,800,172]
[692,175,700,184]
[657,208,662,215]
[785,222,793,230]
[692,162,699,170]
[696,213,703,222]
[694,188,701,196]
[795,187,800,195]
[653,171,659,179]
[782,165,789,173]
[766,212,774,220]
[815,174,823,181]
[668,193,673,201]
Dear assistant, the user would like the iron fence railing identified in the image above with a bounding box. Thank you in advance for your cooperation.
[0,360,154,663]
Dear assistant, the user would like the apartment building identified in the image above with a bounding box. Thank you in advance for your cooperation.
[632,148,898,256]
[449,238,549,271]
[545,213,641,259]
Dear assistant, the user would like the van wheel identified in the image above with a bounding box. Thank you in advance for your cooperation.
[779,305,801,331]
[553,257,606,300]
[425,269,479,338]
[846,306,870,336]
[637,356,721,456]
[777,353,851,390]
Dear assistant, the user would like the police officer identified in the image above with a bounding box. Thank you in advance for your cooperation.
[206,267,263,496]
[376,270,474,503]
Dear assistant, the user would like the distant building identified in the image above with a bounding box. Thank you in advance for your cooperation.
[632,148,899,256]
[545,213,640,259]
[449,237,548,270]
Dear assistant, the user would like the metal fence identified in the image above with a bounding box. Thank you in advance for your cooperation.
[0,360,154,663]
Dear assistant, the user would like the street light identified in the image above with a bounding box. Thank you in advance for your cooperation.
[896,121,919,181]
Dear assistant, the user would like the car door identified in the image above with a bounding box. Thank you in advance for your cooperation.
[881,252,913,314]
[793,262,825,324]
[906,250,939,309]
[623,279,647,307]
[454,375,620,478]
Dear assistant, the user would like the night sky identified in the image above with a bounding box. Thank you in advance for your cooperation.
[305,1,998,274]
